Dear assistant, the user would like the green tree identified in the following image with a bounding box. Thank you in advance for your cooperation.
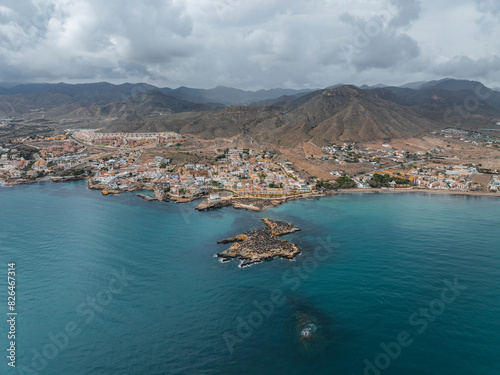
[315,179,336,190]
[368,173,410,187]
[333,176,356,189]
[368,173,391,188]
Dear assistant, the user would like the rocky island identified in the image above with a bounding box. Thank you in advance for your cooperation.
[217,218,301,267]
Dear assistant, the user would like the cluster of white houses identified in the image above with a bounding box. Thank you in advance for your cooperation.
[90,149,312,197]
[72,131,186,147]
[89,132,181,140]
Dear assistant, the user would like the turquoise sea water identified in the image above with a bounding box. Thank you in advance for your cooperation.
[1,181,500,375]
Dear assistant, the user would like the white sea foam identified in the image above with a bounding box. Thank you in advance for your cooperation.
[238,260,261,268]
[301,323,317,338]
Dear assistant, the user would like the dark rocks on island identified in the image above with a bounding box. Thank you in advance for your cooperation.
[217,218,301,267]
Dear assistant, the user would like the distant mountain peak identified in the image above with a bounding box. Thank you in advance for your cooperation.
[419,78,487,92]
[322,85,364,96]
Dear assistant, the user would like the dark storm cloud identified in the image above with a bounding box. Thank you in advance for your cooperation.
[0,0,199,84]
[0,1,499,89]
[432,55,500,80]
[339,6,421,72]
[351,32,420,71]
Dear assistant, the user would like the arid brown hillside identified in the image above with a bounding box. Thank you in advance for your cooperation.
[0,89,218,121]
[2,80,500,145]
[175,86,441,146]
[274,86,438,144]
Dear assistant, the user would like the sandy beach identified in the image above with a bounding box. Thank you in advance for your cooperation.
[336,187,500,198]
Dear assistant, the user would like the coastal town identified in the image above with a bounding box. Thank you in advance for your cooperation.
[1,129,500,210]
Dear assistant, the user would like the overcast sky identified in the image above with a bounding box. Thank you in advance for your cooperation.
[0,0,499,89]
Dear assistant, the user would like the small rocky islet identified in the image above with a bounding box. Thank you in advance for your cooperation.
[217,218,301,267]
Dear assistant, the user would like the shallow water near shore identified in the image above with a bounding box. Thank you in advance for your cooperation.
[1,181,500,375]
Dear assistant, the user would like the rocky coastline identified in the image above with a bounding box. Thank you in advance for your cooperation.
[196,192,335,212]
[217,218,301,267]
[169,192,208,203]
[196,197,290,212]
[87,178,143,194]
[51,176,87,182]
[2,178,38,185]
[137,193,157,201]
[196,198,234,210]
[4,175,497,209]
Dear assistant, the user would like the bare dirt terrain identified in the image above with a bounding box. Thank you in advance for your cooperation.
[471,174,493,189]
[169,133,500,181]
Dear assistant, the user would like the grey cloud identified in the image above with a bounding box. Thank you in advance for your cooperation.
[351,32,420,71]
[0,0,198,83]
[339,10,421,72]
[210,0,291,27]
[339,12,356,25]
[86,0,195,59]
[432,55,500,80]
[474,0,500,32]
[0,2,55,50]
[112,1,193,38]
[340,1,421,31]
[0,0,499,89]
[475,0,500,15]
[389,0,422,29]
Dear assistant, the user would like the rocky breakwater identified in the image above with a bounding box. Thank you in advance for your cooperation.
[51,176,87,182]
[170,192,207,203]
[217,218,301,267]
[137,193,157,201]
[196,198,233,210]
[196,197,287,212]
[153,185,207,203]
[233,198,286,211]
[153,185,170,201]
[3,178,37,185]
[197,195,330,212]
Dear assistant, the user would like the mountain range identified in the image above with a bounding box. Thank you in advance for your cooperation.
[1,78,499,145]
